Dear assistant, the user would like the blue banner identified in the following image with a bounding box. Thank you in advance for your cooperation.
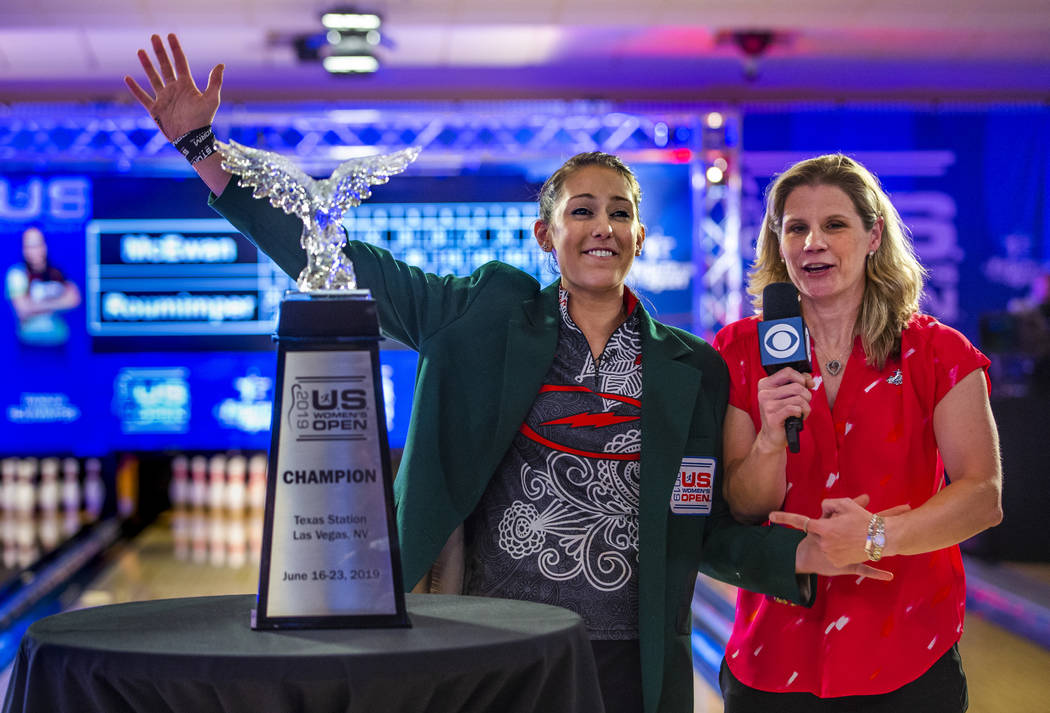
[741,106,1050,345]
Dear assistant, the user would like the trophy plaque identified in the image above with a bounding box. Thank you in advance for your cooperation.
[216,139,419,629]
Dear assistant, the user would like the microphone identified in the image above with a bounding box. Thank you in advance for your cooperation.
[758,282,812,453]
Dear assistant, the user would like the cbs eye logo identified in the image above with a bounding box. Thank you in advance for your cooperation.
[763,324,801,358]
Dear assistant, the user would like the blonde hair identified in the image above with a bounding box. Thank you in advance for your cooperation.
[749,153,927,369]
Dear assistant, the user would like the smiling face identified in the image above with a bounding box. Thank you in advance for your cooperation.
[779,183,882,309]
[533,164,645,300]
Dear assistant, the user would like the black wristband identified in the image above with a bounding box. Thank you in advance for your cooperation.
[173,125,216,165]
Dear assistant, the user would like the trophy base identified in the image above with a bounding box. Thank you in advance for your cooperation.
[276,290,379,340]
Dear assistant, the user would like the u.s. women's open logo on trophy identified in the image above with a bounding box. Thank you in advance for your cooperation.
[216,140,419,629]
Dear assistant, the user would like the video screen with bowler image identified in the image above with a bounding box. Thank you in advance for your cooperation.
[1,163,696,458]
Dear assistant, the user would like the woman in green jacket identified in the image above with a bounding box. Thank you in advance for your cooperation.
[127,33,887,713]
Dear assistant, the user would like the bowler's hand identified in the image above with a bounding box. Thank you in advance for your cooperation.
[124,33,223,141]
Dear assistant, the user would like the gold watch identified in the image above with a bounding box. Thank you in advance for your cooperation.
[864,514,886,562]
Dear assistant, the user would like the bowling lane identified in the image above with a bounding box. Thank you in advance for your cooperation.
[3,449,1048,713]
[56,507,1050,713]
[62,450,271,607]
[0,505,261,700]
[69,508,262,608]
[691,571,1050,713]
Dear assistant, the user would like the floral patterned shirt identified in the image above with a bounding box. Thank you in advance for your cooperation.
[713,313,991,697]
[464,288,642,639]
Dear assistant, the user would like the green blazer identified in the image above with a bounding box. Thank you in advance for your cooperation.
[211,183,809,713]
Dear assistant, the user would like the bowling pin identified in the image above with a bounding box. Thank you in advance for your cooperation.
[62,509,80,538]
[15,514,38,567]
[247,453,268,511]
[38,458,60,513]
[169,455,189,508]
[0,458,16,512]
[1,514,17,568]
[39,511,60,550]
[15,458,37,514]
[61,457,81,513]
[190,508,208,564]
[172,505,190,561]
[207,454,227,512]
[248,509,264,565]
[208,509,226,567]
[225,454,247,513]
[227,512,247,569]
[83,458,105,520]
[189,455,208,509]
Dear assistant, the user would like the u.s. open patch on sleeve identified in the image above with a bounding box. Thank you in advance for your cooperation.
[670,457,716,515]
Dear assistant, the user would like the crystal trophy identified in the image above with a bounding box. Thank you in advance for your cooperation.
[216,140,419,629]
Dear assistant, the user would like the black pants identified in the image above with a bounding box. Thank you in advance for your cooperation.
[720,643,968,713]
[591,639,644,713]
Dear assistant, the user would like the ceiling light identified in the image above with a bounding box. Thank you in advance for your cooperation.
[321,10,381,31]
[323,55,380,74]
[297,8,384,74]
[323,32,379,74]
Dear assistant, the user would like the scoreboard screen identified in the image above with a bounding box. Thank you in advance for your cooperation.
[1,163,695,457]
[87,219,290,340]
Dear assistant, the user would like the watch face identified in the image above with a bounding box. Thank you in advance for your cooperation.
[873,533,886,547]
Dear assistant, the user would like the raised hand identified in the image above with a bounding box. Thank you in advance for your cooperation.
[124,33,223,141]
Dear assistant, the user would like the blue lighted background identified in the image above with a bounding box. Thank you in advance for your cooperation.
[0,163,695,456]
[2,104,1048,457]
[741,105,1050,342]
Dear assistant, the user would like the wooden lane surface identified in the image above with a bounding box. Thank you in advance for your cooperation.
[72,509,261,607]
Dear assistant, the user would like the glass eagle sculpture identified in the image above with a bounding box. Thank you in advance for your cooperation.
[216,140,420,291]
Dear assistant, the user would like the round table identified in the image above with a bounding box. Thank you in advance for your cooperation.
[2,593,603,713]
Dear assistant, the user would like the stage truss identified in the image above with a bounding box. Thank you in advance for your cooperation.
[0,102,742,335]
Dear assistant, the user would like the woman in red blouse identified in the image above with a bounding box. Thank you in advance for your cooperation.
[713,154,1003,712]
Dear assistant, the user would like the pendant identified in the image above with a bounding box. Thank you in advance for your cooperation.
[825,359,843,377]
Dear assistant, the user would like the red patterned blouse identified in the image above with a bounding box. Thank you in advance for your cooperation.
[713,313,990,697]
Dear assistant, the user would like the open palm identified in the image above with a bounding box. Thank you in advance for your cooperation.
[124,33,223,141]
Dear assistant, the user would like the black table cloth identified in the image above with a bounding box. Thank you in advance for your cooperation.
[2,593,603,713]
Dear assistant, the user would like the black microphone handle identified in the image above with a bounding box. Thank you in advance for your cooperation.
[785,415,803,453]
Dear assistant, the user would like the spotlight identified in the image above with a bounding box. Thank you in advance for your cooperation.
[316,7,382,74]
[321,10,381,31]
[705,152,730,185]
[323,55,379,74]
